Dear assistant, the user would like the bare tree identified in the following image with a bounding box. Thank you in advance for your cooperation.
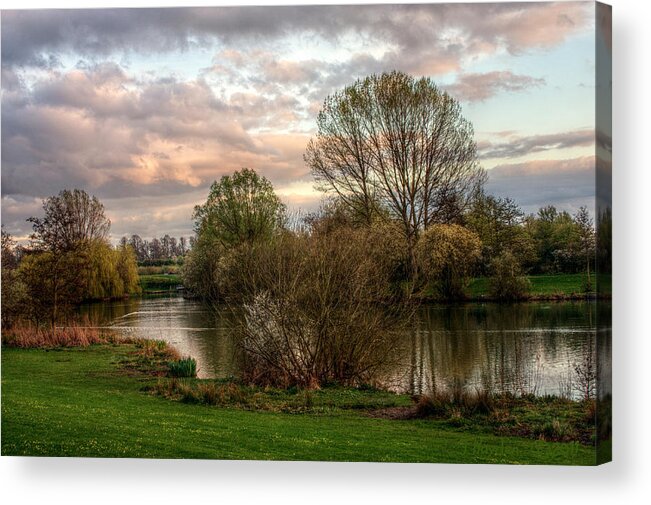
[28,189,110,252]
[234,229,410,388]
[305,71,485,272]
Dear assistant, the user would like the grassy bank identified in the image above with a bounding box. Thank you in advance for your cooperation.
[1,344,596,464]
[139,273,182,293]
[467,273,610,300]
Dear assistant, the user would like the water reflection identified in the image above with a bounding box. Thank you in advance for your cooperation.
[81,296,607,398]
[80,295,239,379]
[393,303,600,398]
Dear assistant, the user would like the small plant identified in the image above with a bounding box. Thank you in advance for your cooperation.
[167,357,197,378]
[414,388,495,418]
[538,419,575,442]
[300,389,314,409]
[197,382,219,405]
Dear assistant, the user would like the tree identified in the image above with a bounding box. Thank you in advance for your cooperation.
[193,168,286,247]
[574,206,596,290]
[1,228,28,327]
[116,244,141,296]
[415,224,482,300]
[18,249,88,325]
[179,236,188,255]
[28,189,110,252]
[526,206,581,274]
[305,71,485,272]
[465,189,535,274]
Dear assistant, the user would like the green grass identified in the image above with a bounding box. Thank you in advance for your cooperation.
[139,273,181,292]
[1,345,596,464]
[467,273,606,299]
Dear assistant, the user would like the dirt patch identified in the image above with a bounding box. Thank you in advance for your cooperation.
[366,405,418,420]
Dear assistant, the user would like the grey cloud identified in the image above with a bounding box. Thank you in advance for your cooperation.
[444,71,545,102]
[2,4,592,70]
[485,156,596,215]
[480,129,595,159]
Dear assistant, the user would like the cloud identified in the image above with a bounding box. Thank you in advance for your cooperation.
[480,129,595,159]
[1,3,594,241]
[1,63,313,198]
[485,156,596,215]
[445,71,545,102]
[2,3,592,70]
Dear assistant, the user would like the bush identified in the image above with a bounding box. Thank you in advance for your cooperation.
[237,230,410,389]
[487,251,530,301]
[167,357,197,378]
[416,224,481,300]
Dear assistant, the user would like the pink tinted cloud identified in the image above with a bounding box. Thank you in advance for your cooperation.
[445,71,545,102]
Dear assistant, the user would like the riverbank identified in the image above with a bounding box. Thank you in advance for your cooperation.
[2,342,597,464]
[417,273,611,302]
[139,273,182,293]
[140,273,612,300]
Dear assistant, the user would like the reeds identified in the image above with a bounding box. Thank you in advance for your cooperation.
[415,388,495,418]
[1,321,106,348]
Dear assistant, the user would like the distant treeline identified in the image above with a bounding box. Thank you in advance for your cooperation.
[118,234,194,263]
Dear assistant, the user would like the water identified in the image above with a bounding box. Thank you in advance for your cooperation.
[80,295,607,398]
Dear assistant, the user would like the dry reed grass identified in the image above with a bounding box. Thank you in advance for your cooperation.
[2,321,107,348]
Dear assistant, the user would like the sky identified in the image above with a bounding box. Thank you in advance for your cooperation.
[1,1,603,242]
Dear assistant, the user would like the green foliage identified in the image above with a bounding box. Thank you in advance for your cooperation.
[18,249,89,323]
[1,229,29,327]
[416,224,482,300]
[117,244,141,295]
[11,190,140,323]
[525,206,586,274]
[488,251,531,301]
[185,168,285,302]
[85,240,123,299]
[180,233,227,301]
[466,190,536,273]
[193,168,286,248]
[168,357,197,378]
[597,208,612,276]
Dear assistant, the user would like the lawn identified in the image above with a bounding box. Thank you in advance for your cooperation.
[467,273,602,299]
[1,345,596,464]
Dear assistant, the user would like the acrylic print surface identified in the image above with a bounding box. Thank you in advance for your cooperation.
[0,2,611,465]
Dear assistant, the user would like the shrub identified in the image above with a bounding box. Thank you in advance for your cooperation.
[416,224,481,300]
[167,357,197,378]
[487,250,530,301]
[237,230,410,389]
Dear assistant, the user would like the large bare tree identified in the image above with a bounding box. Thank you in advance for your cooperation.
[305,71,485,269]
[28,189,110,252]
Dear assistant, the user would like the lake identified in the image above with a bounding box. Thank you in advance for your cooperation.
[80,295,609,399]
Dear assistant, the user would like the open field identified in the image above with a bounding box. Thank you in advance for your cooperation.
[1,344,595,464]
